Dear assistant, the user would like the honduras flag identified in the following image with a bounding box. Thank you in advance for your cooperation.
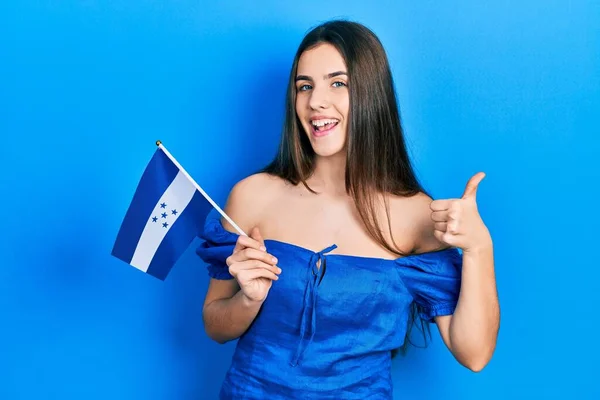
[111,142,244,280]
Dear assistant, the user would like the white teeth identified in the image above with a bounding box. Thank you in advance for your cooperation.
[311,119,339,127]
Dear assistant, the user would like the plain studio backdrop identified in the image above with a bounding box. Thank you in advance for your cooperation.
[1,1,598,399]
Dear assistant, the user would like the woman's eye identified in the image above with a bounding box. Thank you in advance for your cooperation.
[332,81,347,88]
[298,84,312,91]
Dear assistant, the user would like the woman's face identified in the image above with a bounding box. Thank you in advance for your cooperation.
[295,43,350,158]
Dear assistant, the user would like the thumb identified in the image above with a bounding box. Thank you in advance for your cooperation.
[250,226,266,249]
[462,172,486,199]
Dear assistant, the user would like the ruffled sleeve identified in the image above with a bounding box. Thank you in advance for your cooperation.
[394,247,463,322]
[196,209,239,280]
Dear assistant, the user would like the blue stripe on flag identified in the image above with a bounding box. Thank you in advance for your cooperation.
[111,149,179,264]
[146,191,213,280]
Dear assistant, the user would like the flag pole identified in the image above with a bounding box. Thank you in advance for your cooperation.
[155,140,247,237]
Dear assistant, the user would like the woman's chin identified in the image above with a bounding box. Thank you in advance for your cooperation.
[304,127,347,158]
[311,142,347,158]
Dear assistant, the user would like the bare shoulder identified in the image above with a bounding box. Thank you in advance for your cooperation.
[222,172,286,233]
[388,191,448,254]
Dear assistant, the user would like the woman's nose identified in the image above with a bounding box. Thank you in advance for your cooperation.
[309,87,330,110]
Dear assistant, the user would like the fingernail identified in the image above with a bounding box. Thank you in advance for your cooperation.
[260,246,267,251]
[272,257,278,263]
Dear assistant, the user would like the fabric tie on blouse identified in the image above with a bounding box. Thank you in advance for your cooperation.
[290,244,338,367]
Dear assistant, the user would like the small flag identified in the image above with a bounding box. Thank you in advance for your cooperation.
[111,142,245,280]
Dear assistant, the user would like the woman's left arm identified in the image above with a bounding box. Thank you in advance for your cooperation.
[428,172,500,372]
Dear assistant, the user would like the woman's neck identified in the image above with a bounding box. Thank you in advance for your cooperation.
[307,152,347,196]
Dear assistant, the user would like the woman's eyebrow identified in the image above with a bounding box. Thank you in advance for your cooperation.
[326,71,347,79]
[295,71,348,82]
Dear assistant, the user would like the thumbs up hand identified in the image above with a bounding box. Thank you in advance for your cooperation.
[430,172,492,253]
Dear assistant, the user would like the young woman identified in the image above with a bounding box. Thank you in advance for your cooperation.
[197,20,499,399]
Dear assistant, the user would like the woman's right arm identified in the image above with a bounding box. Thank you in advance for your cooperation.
[202,230,280,343]
[202,174,281,343]
[202,279,264,344]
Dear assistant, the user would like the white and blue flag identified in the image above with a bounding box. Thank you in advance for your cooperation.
[111,144,239,280]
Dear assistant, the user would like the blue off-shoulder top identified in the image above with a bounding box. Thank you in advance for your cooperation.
[197,210,462,400]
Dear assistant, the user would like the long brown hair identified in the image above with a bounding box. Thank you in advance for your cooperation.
[262,20,431,353]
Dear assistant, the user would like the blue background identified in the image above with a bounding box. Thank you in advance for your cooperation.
[1,1,599,399]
